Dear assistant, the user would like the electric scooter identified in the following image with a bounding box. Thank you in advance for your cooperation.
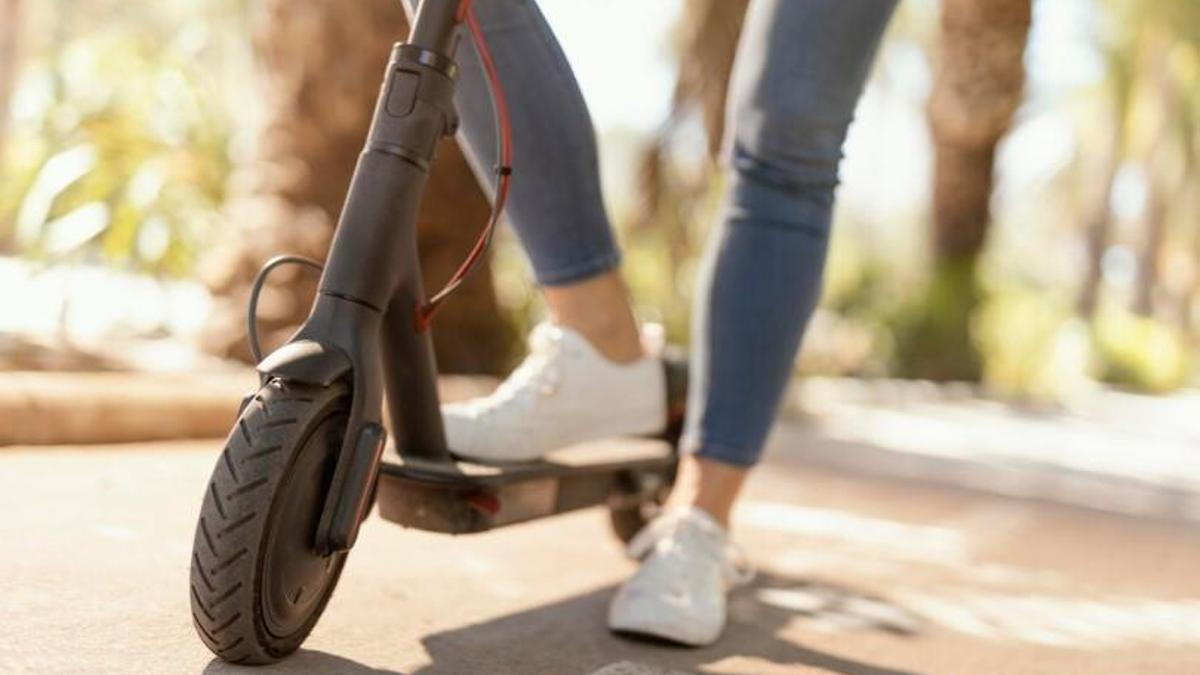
[189,0,686,664]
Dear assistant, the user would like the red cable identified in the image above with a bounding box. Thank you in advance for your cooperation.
[455,0,473,21]
[416,5,513,331]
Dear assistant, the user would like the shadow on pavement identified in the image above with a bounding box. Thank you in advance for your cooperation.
[199,573,925,675]
[412,572,926,675]
[202,649,403,675]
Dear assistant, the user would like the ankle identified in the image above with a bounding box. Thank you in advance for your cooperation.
[543,272,644,364]
[666,498,732,530]
[553,315,643,364]
[664,455,748,530]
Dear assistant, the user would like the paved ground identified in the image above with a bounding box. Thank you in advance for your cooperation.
[3,426,1200,675]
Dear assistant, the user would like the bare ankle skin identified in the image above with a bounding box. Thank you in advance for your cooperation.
[665,454,749,530]
[543,271,644,363]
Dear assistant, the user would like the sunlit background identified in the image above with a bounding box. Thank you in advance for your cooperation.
[1,0,1197,399]
[3,2,1200,671]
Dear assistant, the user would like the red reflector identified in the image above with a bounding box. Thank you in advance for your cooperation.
[466,492,500,516]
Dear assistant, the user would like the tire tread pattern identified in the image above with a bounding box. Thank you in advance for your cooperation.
[189,379,347,664]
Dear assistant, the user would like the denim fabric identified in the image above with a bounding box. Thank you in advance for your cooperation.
[452,0,898,466]
[452,0,620,286]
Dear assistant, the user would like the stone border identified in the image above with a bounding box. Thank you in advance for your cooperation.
[0,371,495,446]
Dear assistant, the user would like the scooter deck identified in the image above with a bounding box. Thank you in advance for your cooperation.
[374,437,675,534]
[380,437,674,485]
[373,349,688,535]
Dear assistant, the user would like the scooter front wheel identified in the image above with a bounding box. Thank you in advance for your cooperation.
[190,378,350,664]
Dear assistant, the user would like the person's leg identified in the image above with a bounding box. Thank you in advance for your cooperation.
[675,0,898,522]
[435,0,664,462]
[610,0,897,646]
[450,0,642,363]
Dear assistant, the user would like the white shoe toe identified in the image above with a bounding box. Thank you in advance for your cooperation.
[607,507,749,648]
[608,582,723,646]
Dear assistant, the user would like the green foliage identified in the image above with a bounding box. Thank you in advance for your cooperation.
[0,18,235,276]
[889,258,982,382]
[819,245,1194,397]
[821,230,901,320]
[1092,303,1191,392]
[974,289,1090,402]
[798,229,910,377]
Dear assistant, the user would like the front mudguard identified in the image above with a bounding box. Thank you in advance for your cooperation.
[256,293,385,554]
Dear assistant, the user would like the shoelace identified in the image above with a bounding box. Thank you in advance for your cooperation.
[626,508,756,588]
[472,328,564,414]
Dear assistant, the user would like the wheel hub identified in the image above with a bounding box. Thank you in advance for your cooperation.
[261,416,346,639]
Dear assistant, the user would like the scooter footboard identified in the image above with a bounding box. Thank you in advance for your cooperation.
[374,438,675,534]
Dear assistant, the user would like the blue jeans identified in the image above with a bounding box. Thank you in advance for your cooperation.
[452,0,897,467]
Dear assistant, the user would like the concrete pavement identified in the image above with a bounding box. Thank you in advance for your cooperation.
[2,427,1199,674]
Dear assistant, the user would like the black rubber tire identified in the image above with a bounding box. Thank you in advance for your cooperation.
[189,378,350,665]
[609,486,671,545]
[610,502,654,545]
[609,396,683,545]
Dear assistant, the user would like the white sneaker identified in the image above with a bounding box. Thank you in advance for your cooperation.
[442,322,666,463]
[608,507,754,646]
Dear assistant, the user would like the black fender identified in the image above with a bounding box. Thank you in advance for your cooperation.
[256,340,352,387]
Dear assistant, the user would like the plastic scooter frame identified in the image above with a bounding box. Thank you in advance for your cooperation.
[255,0,468,554]
[252,0,679,556]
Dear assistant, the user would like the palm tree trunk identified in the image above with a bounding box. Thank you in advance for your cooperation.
[1184,131,1199,339]
[928,0,1031,262]
[0,0,18,136]
[627,0,749,336]
[670,0,750,158]
[1078,49,1136,320]
[0,0,21,253]
[1133,34,1178,318]
[904,0,1031,380]
[1190,197,1200,339]
[1078,138,1121,319]
[1134,169,1168,316]
[198,0,512,374]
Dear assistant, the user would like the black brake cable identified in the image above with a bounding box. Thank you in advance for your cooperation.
[245,254,324,363]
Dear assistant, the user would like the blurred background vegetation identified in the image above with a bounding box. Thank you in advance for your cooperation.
[0,0,1197,401]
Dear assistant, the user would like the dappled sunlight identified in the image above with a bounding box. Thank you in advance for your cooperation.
[781,377,1200,522]
[900,591,1200,648]
[738,501,968,565]
[752,584,922,636]
[740,497,1200,650]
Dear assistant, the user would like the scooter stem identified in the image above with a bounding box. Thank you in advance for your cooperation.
[259,0,466,553]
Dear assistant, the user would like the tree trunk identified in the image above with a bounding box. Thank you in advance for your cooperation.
[627,0,749,337]
[0,0,21,253]
[670,0,750,158]
[1133,34,1178,318]
[1135,166,1167,317]
[928,0,1031,261]
[1078,46,1137,319]
[1190,190,1200,339]
[0,0,18,138]
[1184,128,1199,339]
[198,0,513,374]
[900,0,1031,381]
[1078,135,1121,319]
